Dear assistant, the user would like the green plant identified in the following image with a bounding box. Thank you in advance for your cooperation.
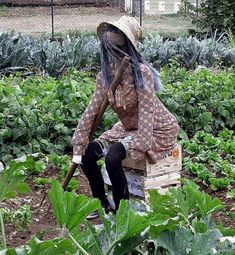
[0,237,76,255]
[0,71,94,163]
[219,128,234,141]
[34,177,52,186]
[3,205,32,231]
[48,180,100,232]
[209,177,231,191]
[0,31,31,70]
[47,154,79,191]
[30,39,66,78]
[1,180,234,254]
[182,130,235,192]
[13,205,32,230]
[30,33,100,78]
[0,157,34,248]
[155,227,231,255]
[159,68,235,137]
[227,34,235,47]
[1,31,235,77]
[226,189,235,199]
[0,158,33,203]
[63,33,100,71]
[197,0,235,34]
[139,32,175,67]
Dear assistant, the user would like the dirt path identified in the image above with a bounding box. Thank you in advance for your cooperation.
[0,6,124,35]
[0,6,193,36]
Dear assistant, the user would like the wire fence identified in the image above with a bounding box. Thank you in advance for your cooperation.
[0,0,198,37]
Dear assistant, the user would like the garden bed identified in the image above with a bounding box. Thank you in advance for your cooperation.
[4,164,234,248]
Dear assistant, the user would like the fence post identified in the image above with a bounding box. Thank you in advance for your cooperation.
[51,0,55,39]
[196,0,199,17]
[140,0,143,27]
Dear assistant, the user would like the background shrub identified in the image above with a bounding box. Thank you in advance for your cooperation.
[197,0,235,35]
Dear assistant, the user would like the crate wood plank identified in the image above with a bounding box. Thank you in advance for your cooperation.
[144,172,181,189]
[122,157,146,171]
[143,183,181,200]
[122,144,182,177]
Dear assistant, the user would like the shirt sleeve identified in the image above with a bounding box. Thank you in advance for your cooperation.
[71,72,106,155]
[130,65,155,161]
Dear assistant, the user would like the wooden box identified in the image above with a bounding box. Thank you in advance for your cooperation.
[103,144,182,200]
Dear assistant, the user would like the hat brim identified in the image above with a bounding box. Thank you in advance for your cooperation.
[96,21,139,51]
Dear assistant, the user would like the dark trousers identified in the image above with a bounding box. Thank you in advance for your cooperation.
[81,141,129,210]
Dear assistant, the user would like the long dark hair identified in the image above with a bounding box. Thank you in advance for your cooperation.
[100,25,163,92]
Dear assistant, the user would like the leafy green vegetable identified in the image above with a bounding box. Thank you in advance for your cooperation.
[48,180,100,231]
[0,157,34,203]
[12,205,32,231]
[209,177,231,191]
[0,71,94,163]
[157,227,222,255]
[28,237,75,255]
[34,177,52,186]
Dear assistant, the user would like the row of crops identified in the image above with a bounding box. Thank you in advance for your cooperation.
[0,32,235,254]
[1,31,235,77]
[1,62,234,163]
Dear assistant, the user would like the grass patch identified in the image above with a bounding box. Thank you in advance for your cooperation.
[143,14,195,36]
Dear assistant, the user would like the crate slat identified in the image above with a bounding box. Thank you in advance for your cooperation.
[103,144,182,200]
[122,144,182,177]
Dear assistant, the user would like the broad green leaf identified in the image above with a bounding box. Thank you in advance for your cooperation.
[169,186,197,220]
[217,222,235,237]
[28,237,75,255]
[84,220,103,255]
[190,229,222,255]
[113,235,146,255]
[157,227,222,255]
[83,200,150,255]
[192,188,225,217]
[48,180,100,231]
[65,192,100,230]
[166,98,180,112]
[116,200,150,240]
[148,189,180,236]
[48,180,67,226]
[0,157,33,203]
[15,183,31,194]
[192,219,208,233]
[196,112,212,126]
[0,247,27,255]
[148,190,175,216]
[179,128,189,141]
[157,227,193,255]
[149,215,180,238]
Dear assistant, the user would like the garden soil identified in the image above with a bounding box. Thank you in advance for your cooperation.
[0,6,192,35]
[4,163,235,248]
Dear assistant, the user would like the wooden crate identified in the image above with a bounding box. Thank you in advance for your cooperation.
[103,144,182,200]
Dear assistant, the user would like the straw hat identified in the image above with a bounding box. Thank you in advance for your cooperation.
[97,16,143,51]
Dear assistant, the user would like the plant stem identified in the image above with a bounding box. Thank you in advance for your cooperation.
[68,231,90,255]
[105,240,119,255]
[0,210,6,249]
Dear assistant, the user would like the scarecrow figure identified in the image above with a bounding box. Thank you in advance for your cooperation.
[72,16,179,215]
